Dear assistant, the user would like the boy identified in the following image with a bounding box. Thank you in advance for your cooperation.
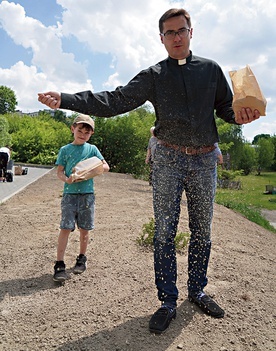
[54,114,109,282]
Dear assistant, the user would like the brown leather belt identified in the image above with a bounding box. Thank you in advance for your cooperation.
[158,140,216,155]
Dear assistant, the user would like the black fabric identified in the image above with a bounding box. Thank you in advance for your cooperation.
[60,52,237,148]
[0,152,8,170]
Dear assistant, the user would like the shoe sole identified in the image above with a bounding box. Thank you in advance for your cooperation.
[73,268,86,274]
[73,263,87,274]
[53,276,67,282]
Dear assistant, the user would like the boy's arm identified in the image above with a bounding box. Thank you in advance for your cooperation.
[102,160,110,173]
[57,165,73,184]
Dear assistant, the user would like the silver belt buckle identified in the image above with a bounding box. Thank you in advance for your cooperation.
[185,147,193,155]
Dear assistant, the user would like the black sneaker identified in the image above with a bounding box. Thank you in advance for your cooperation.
[149,306,176,334]
[73,254,87,274]
[53,261,67,282]
[188,291,225,318]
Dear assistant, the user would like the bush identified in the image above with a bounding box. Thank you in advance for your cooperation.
[137,217,190,253]
[217,169,243,190]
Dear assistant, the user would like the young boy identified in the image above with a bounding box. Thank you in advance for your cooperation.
[54,114,109,282]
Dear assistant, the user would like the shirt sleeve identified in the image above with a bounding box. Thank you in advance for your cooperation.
[60,69,154,117]
[55,147,66,166]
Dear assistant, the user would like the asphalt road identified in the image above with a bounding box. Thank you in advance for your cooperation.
[0,166,53,204]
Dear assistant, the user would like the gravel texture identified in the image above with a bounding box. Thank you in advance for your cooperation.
[0,169,275,351]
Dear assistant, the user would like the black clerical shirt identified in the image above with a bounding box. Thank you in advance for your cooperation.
[60,52,237,147]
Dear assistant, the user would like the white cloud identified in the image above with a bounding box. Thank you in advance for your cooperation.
[0,0,93,111]
[58,0,171,81]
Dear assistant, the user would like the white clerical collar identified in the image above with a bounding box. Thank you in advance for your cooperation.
[178,58,186,65]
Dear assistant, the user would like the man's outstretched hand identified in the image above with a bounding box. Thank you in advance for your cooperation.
[38,92,61,109]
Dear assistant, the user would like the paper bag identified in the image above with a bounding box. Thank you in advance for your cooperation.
[71,156,104,182]
[229,65,266,116]
[14,165,23,175]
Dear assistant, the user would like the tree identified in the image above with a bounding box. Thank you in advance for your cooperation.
[215,117,244,169]
[0,115,11,146]
[53,110,69,125]
[93,107,155,176]
[6,113,72,164]
[236,143,257,175]
[256,138,274,172]
[271,135,276,171]
[0,86,17,114]
[252,134,271,144]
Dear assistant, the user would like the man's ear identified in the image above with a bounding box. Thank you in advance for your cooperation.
[190,28,193,39]
[160,34,164,44]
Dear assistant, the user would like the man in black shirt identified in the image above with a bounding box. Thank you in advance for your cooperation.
[38,8,261,334]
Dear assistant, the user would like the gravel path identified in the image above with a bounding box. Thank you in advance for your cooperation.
[0,169,275,351]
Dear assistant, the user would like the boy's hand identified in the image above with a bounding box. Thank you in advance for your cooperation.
[65,175,74,184]
[235,108,261,124]
[38,92,61,109]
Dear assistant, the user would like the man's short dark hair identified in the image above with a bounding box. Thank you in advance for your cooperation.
[159,8,191,33]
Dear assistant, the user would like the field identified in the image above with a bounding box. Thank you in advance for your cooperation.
[216,172,276,232]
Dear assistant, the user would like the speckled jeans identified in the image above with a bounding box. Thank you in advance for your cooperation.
[152,143,217,307]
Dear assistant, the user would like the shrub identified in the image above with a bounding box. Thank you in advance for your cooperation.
[137,217,190,253]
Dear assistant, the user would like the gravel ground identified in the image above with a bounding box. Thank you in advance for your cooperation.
[0,169,275,351]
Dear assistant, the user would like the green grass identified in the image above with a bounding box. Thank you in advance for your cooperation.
[216,171,276,233]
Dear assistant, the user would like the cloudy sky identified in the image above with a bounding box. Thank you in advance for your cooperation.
[0,0,275,142]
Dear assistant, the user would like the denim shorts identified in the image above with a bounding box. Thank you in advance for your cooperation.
[60,193,95,231]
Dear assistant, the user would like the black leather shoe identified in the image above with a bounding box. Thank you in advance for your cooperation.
[188,292,225,318]
[149,306,176,334]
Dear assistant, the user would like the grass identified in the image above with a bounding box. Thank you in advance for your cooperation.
[215,171,276,233]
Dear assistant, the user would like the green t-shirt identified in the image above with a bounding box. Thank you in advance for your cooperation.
[56,143,104,194]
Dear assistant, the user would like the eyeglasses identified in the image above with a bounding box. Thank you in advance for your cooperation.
[161,28,190,40]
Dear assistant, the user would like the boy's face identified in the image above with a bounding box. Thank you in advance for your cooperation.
[71,123,94,145]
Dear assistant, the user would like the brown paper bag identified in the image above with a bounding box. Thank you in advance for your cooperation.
[71,156,104,182]
[14,165,23,175]
[229,65,266,116]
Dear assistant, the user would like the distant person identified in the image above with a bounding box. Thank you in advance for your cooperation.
[225,153,231,170]
[145,127,158,185]
[214,142,223,166]
[53,114,110,282]
[38,8,261,334]
[0,146,11,182]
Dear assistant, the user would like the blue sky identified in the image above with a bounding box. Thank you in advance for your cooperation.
[0,0,275,142]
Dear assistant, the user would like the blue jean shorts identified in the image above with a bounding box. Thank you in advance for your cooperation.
[60,193,95,231]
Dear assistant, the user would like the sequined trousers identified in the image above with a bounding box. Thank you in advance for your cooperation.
[152,143,217,307]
